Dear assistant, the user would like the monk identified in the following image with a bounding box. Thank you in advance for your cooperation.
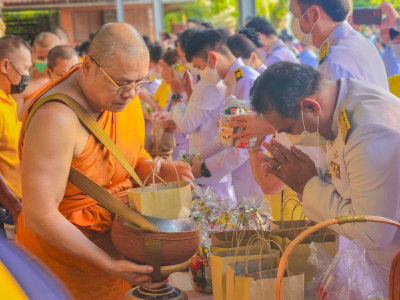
[0,36,31,227]
[45,45,79,82]
[12,32,60,111]
[51,26,70,45]
[16,23,194,299]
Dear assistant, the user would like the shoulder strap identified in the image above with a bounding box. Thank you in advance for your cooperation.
[26,93,144,187]
[25,93,158,233]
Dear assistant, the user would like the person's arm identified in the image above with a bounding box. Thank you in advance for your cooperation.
[172,84,221,134]
[248,140,286,195]
[22,102,165,288]
[303,124,400,249]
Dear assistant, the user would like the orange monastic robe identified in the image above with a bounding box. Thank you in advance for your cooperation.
[16,66,152,299]
[23,82,49,103]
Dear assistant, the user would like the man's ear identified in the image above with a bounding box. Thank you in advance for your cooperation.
[300,98,321,116]
[250,52,258,65]
[307,5,321,24]
[0,58,9,74]
[45,66,52,79]
[208,51,218,68]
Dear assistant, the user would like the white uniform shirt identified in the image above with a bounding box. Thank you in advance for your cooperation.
[222,58,264,201]
[266,39,299,66]
[303,78,400,273]
[318,22,389,90]
[172,80,236,201]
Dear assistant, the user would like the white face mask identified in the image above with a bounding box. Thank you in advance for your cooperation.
[392,44,400,60]
[185,62,199,75]
[291,8,317,46]
[286,110,327,146]
[198,59,221,85]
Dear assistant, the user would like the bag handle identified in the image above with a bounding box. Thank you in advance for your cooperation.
[26,93,145,188]
[26,93,159,233]
[275,215,400,300]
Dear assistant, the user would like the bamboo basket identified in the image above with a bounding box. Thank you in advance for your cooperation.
[275,215,400,300]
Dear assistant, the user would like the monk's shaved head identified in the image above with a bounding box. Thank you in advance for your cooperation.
[33,32,60,49]
[47,45,78,69]
[0,35,30,60]
[51,27,69,45]
[88,22,148,67]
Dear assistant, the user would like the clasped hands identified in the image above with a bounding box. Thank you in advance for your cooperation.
[260,139,318,195]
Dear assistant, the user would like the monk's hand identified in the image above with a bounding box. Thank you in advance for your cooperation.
[159,160,194,188]
[225,114,275,143]
[109,259,168,289]
[260,139,317,195]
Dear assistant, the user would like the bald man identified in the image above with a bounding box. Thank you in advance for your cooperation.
[16,23,194,299]
[12,32,60,111]
[45,45,79,82]
[51,26,70,45]
[0,36,31,231]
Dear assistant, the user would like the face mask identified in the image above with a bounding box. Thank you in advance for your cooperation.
[286,110,326,146]
[392,44,400,60]
[148,68,162,79]
[6,63,30,94]
[198,59,220,85]
[185,62,199,75]
[34,59,47,74]
[291,8,317,46]
[274,132,294,149]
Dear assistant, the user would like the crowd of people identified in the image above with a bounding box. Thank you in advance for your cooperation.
[0,0,400,299]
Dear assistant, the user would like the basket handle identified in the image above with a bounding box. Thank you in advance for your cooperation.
[275,215,400,300]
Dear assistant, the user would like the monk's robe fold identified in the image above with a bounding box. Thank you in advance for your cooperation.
[16,66,152,300]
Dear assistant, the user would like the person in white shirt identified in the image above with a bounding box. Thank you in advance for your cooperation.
[246,17,299,66]
[227,30,267,74]
[290,0,388,90]
[184,29,264,202]
[251,61,400,284]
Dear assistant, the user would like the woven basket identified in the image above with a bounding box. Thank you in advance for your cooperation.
[275,215,400,300]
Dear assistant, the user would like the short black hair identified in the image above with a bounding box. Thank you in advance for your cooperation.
[149,44,163,63]
[251,62,325,118]
[142,35,153,49]
[162,48,180,66]
[245,17,277,37]
[185,29,231,62]
[79,41,90,57]
[187,18,201,25]
[298,0,350,22]
[178,27,202,52]
[227,33,259,59]
[238,28,264,48]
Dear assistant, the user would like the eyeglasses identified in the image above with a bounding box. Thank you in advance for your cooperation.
[90,56,151,95]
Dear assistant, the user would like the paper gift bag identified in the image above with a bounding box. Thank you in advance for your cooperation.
[237,272,304,300]
[226,256,280,300]
[210,249,278,300]
[211,239,271,253]
[128,158,191,219]
[271,231,338,285]
[211,230,270,245]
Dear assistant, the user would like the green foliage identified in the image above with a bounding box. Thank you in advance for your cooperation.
[353,0,400,11]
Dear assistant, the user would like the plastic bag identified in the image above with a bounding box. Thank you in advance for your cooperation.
[305,242,333,299]
[316,240,388,300]
[218,95,256,149]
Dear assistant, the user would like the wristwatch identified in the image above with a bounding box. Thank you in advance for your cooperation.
[200,162,212,178]
[171,93,183,103]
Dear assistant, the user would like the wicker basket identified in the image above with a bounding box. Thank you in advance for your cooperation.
[275,215,400,300]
